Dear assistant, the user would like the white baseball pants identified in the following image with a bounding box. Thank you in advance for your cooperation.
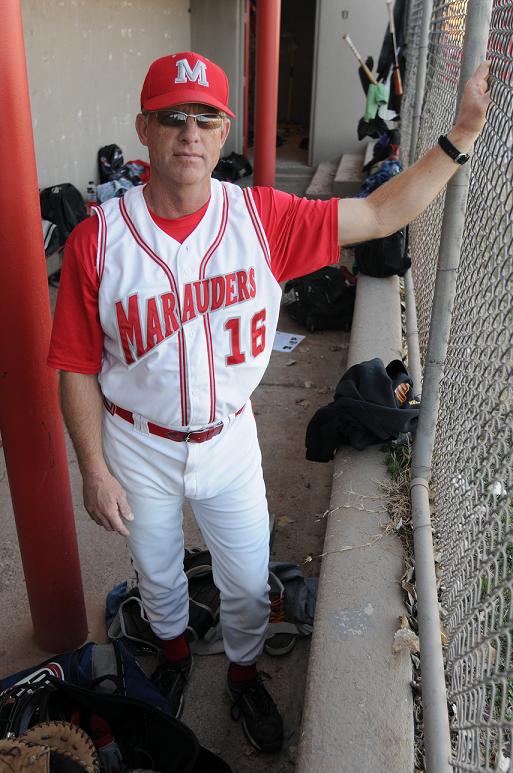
[102,403,270,665]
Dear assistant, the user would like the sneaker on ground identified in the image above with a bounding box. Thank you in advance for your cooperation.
[227,672,284,753]
[151,655,193,718]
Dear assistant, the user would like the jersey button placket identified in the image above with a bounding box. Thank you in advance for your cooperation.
[176,243,192,427]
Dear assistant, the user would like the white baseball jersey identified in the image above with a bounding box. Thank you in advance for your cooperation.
[96,180,282,430]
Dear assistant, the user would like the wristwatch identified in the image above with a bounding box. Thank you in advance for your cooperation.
[438,134,470,165]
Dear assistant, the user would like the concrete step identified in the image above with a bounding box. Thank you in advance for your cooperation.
[304,159,338,200]
[332,152,366,197]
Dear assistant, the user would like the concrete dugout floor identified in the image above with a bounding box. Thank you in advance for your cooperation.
[0,283,349,772]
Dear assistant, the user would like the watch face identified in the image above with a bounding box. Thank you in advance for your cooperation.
[456,152,470,165]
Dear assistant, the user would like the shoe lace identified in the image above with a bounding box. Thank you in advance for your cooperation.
[269,592,286,624]
[230,672,276,721]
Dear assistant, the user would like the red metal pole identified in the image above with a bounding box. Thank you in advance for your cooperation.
[0,0,88,652]
[243,0,250,158]
[253,0,281,186]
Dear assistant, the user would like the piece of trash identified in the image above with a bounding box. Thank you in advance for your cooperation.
[440,629,449,647]
[304,381,312,389]
[490,480,505,497]
[329,345,343,351]
[286,360,297,366]
[295,399,311,409]
[273,331,305,352]
[393,627,420,654]
[303,554,313,564]
[497,750,511,772]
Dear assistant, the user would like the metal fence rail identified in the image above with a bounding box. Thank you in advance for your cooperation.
[404,0,513,769]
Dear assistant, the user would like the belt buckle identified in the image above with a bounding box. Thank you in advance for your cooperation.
[184,431,193,443]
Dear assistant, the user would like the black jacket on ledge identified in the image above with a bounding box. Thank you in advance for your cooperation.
[305,358,420,462]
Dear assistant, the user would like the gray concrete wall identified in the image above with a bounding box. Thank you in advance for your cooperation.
[190,0,245,155]
[21,0,190,196]
[310,0,388,165]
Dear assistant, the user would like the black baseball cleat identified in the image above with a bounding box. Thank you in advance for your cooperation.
[227,672,284,753]
[151,655,193,718]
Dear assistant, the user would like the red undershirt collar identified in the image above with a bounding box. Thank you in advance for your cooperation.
[148,197,210,243]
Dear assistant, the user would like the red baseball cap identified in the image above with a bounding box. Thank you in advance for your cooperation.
[140,52,235,117]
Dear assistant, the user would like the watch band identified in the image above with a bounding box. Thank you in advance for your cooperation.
[438,134,470,165]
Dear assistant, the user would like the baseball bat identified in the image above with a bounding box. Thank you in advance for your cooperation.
[342,33,378,85]
[386,0,403,96]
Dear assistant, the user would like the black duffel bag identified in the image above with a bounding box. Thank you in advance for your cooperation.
[212,152,252,182]
[283,266,355,332]
[39,183,87,248]
[354,227,411,278]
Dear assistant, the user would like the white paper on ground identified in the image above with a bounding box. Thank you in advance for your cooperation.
[272,331,305,352]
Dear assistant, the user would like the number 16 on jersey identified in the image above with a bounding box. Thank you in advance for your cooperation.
[224,310,266,365]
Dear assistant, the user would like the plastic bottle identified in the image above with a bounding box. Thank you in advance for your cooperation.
[86,180,97,215]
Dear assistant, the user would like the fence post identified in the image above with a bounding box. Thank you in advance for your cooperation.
[408,0,433,165]
[403,0,433,397]
[410,2,492,770]
[404,269,422,395]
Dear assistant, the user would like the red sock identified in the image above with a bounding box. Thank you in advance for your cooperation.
[162,632,190,663]
[228,662,258,683]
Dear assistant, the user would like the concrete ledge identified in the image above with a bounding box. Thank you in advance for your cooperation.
[332,152,365,197]
[296,275,414,772]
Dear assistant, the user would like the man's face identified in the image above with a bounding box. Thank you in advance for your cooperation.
[136,103,230,189]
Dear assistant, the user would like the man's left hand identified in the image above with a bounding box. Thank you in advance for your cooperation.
[452,60,491,147]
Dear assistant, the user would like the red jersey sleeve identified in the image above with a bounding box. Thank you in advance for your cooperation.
[250,187,340,283]
[47,216,104,373]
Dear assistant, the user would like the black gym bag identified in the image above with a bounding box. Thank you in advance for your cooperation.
[283,266,355,332]
[354,227,411,278]
[39,183,88,248]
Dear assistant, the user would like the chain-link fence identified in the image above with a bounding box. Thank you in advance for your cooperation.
[399,0,424,167]
[408,0,468,361]
[404,0,513,769]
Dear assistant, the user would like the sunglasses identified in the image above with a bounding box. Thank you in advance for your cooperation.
[146,110,225,130]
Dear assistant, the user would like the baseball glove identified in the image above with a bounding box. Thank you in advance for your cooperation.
[21,721,100,773]
[0,738,50,772]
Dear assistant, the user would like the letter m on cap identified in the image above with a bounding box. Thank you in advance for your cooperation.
[175,58,209,86]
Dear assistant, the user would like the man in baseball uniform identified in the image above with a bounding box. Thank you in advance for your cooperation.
[48,52,490,752]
